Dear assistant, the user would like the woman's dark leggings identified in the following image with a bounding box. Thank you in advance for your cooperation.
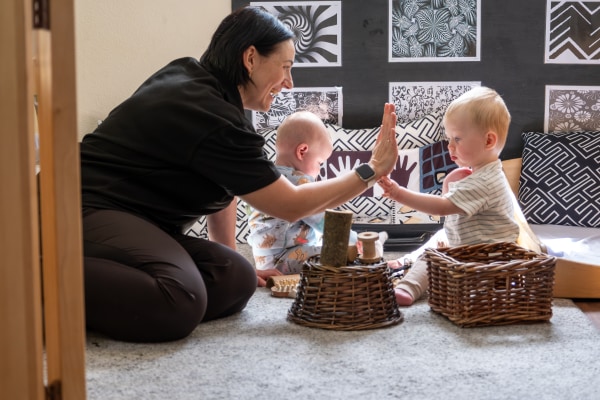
[82,209,257,342]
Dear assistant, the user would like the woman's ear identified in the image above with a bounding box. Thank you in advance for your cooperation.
[242,45,257,77]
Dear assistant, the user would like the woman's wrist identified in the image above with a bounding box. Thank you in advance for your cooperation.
[367,160,387,181]
[354,163,377,187]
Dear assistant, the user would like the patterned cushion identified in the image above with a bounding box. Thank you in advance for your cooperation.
[519,131,600,228]
[327,112,442,151]
[326,140,457,224]
[257,128,278,161]
[325,150,395,223]
[392,140,457,224]
[186,113,445,241]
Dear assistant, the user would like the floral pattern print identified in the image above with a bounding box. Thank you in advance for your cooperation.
[390,0,479,61]
[546,86,600,132]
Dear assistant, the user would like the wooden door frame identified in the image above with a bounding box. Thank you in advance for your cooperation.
[37,0,87,397]
[1,0,86,398]
[1,0,45,398]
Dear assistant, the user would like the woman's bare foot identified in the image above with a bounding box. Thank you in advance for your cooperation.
[394,288,414,306]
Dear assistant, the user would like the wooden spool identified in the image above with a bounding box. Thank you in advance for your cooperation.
[358,231,381,264]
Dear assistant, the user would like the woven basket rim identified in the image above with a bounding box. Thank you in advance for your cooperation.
[288,257,403,330]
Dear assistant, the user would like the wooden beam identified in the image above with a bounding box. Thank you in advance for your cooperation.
[36,0,87,397]
[0,0,45,398]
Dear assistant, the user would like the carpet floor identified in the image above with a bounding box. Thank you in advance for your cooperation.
[86,276,600,399]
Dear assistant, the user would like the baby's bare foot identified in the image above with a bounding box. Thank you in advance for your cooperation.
[394,288,414,306]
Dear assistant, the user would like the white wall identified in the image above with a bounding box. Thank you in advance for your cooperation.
[75,1,231,138]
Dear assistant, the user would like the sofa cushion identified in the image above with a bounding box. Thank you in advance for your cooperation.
[392,139,457,223]
[326,139,457,224]
[519,131,600,228]
[185,113,444,241]
[327,112,443,151]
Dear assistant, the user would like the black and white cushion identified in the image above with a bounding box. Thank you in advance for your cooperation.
[519,131,600,228]
[186,113,445,242]
[327,112,442,151]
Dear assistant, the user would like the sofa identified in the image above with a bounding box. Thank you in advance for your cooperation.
[502,130,600,299]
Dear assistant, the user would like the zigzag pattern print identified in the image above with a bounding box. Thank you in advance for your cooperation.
[548,1,600,62]
[519,131,600,227]
[328,126,381,151]
[327,114,442,151]
[256,128,278,160]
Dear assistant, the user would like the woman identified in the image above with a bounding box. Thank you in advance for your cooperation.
[81,6,398,342]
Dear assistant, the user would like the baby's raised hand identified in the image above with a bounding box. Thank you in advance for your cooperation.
[377,176,399,199]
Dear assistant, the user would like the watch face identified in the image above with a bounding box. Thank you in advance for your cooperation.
[356,163,375,180]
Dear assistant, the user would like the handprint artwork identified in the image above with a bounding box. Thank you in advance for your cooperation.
[328,153,363,176]
[394,155,418,188]
[325,139,456,198]
[326,151,374,196]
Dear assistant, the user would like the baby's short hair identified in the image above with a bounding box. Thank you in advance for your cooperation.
[443,86,511,149]
[275,111,331,158]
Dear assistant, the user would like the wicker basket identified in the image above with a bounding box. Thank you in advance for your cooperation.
[425,242,556,327]
[288,256,403,330]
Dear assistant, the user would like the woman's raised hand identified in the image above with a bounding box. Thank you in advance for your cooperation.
[369,103,398,178]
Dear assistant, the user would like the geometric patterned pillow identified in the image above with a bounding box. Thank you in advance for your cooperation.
[256,127,278,161]
[319,113,444,224]
[327,112,442,151]
[324,150,395,223]
[519,131,600,227]
[391,140,457,224]
[396,112,443,149]
[185,114,445,241]
[326,140,457,224]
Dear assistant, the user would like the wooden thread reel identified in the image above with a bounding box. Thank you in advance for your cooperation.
[358,231,381,264]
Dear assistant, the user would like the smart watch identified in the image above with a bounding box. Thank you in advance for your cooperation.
[354,163,377,188]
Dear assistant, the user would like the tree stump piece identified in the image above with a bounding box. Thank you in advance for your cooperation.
[320,209,353,267]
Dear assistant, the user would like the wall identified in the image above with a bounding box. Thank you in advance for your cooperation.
[232,0,600,159]
[75,1,231,138]
[75,1,599,156]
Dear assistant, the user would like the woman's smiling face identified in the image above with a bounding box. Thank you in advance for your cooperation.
[239,39,295,112]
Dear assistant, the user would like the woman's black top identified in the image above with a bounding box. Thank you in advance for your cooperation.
[80,57,280,233]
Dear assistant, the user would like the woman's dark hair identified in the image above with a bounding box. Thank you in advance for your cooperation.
[200,6,295,87]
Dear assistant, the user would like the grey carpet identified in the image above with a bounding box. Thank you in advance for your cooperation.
[86,246,600,400]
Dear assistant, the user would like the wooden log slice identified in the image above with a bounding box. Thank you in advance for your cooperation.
[320,209,353,267]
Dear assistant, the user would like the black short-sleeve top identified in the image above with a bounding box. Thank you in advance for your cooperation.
[80,57,281,232]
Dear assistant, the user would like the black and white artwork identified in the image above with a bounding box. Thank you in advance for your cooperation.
[545,1,600,64]
[252,87,342,129]
[251,1,342,67]
[389,0,481,62]
[388,81,480,123]
[544,85,600,132]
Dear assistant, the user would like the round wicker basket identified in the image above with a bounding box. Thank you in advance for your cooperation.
[288,256,403,330]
